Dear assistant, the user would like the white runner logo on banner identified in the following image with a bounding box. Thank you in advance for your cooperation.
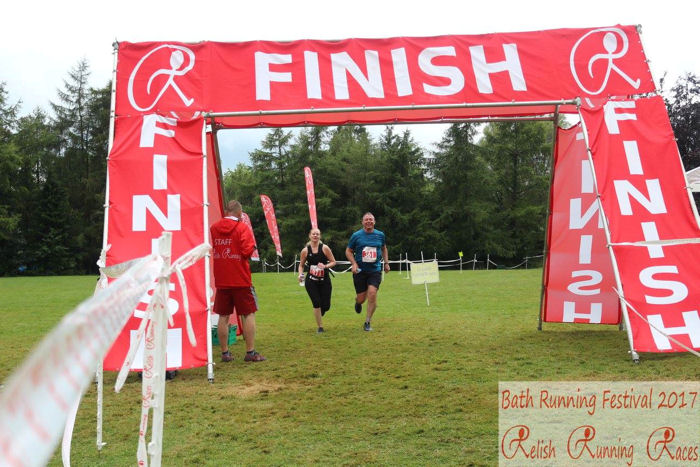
[128,44,195,111]
[570,27,641,95]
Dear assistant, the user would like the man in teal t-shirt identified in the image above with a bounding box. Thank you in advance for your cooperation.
[345,212,390,331]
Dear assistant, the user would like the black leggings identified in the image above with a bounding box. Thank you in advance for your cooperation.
[305,278,332,314]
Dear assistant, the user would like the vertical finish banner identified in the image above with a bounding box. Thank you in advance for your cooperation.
[304,166,318,229]
[582,96,700,352]
[543,125,620,324]
[104,116,209,370]
[260,194,283,257]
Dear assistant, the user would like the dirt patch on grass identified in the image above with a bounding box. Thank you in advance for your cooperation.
[232,380,302,397]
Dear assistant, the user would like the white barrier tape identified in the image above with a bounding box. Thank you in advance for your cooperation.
[167,243,210,347]
[61,273,111,466]
[0,254,162,467]
[173,265,195,345]
[60,397,80,467]
[137,278,169,467]
[137,238,179,467]
[114,243,209,392]
[114,306,151,393]
[614,288,700,358]
[100,257,143,279]
[169,243,210,272]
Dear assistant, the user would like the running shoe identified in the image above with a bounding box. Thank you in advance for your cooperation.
[221,351,233,362]
[363,322,372,332]
[355,302,362,314]
[244,351,267,362]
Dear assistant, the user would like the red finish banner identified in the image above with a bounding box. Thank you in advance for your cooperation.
[104,116,209,370]
[543,125,620,324]
[114,25,653,126]
[260,194,283,257]
[304,166,318,229]
[582,96,700,352]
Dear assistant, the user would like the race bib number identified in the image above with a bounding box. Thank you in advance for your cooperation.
[361,246,378,263]
[310,265,325,278]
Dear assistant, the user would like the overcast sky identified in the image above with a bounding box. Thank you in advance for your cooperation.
[2,0,696,169]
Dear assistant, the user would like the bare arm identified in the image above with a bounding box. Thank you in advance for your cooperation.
[382,245,389,272]
[323,244,337,269]
[345,247,359,274]
[298,248,307,277]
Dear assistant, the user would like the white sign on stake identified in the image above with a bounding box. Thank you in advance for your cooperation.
[410,260,439,306]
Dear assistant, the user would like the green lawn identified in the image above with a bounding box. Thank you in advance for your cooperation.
[0,270,697,466]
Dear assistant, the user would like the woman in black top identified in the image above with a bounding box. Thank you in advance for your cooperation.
[298,228,337,333]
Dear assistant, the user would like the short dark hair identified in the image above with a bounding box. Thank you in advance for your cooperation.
[226,200,242,215]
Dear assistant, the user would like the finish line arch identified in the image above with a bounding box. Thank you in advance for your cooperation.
[102,25,700,385]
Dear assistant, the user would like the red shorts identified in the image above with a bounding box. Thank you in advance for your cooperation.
[214,287,258,316]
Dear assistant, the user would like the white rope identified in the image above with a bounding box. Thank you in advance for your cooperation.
[263,259,296,269]
[330,265,354,274]
[436,258,462,264]
[272,253,543,272]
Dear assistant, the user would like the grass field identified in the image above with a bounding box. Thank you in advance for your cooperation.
[1,270,698,466]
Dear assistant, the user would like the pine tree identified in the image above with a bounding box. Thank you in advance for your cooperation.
[50,61,110,273]
[0,83,21,274]
[11,109,62,275]
[374,126,433,258]
[480,121,552,262]
[428,123,494,259]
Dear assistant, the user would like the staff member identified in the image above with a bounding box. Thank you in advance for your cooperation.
[210,200,266,362]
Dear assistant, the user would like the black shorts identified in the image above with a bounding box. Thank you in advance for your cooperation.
[352,270,382,294]
[305,277,332,313]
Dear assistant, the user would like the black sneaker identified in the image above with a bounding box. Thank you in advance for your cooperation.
[221,351,233,362]
[317,327,325,333]
[363,322,372,332]
[355,302,362,314]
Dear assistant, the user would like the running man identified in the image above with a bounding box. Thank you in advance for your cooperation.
[345,212,389,331]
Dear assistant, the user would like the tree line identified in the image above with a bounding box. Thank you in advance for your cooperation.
[1,60,110,275]
[223,121,553,270]
[1,60,698,276]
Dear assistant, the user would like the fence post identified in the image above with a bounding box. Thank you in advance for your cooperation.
[486,254,490,270]
[405,251,410,280]
[473,253,476,271]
